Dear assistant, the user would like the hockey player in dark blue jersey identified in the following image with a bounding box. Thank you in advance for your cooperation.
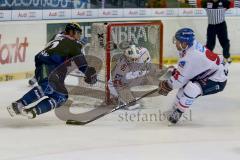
[7,22,97,119]
[28,26,88,87]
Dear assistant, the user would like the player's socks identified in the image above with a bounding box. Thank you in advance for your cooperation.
[20,98,57,119]
[8,86,45,117]
[32,98,57,115]
[21,86,45,106]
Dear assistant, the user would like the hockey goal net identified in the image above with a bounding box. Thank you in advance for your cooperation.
[68,21,163,104]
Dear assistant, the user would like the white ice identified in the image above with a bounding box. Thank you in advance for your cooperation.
[0,64,239,160]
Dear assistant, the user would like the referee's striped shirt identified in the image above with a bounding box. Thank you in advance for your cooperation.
[188,0,197,7]
[187,0,231,25]
[206,8,226,25]
[235,0,240,7]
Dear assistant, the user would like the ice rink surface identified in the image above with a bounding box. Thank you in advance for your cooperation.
[0,64,239,160]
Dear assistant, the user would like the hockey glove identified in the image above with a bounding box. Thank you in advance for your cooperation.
[84,66,97,84]
[166,65,177,75]
[158,80,172,96]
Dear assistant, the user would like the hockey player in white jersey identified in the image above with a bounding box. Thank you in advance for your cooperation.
[158,28,228,124]
[108,43,152,110]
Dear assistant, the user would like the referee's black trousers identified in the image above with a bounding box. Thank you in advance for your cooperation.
[206,21,230,59]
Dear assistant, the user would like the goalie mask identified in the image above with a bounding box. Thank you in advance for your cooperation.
[124,45,141,62]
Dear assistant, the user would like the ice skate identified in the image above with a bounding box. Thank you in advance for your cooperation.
[7,101,24,117]
[167,108,183,125]
[28,76,37,86]
[224,57,232,64]
[22,108,37,119]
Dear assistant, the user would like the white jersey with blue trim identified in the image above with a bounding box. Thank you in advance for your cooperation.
[168,40,228,89]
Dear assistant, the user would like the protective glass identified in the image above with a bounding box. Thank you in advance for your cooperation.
[172,36,177,44]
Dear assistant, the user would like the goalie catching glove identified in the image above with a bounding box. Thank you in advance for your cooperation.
[84,66,97,84]
[158,80,172,96]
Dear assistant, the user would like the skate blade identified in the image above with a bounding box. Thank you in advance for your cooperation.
[168,122,176,127]
[7,106,17,117]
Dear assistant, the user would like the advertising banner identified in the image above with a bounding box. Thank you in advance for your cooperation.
[98,9,123,18]
[0,10,11,21]
[12,10,42,20]
[151,8,178,17]
[2,8,240,21]
[193,8,206,16]
[123,9,151,17]
[237,8,240,16]
[178,8,195,16]
[0,23,46,81]
[71,9,98,19]
[42,9,71,19]
[226,8,237,16]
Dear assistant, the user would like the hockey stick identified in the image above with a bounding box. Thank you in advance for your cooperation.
[66,88,158,125]
[69,73,105,83]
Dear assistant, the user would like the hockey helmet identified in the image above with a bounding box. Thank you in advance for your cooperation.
[174,28,195,47]
[65,22,82,33]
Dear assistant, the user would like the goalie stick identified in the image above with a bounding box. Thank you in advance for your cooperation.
[66,88,158,125]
